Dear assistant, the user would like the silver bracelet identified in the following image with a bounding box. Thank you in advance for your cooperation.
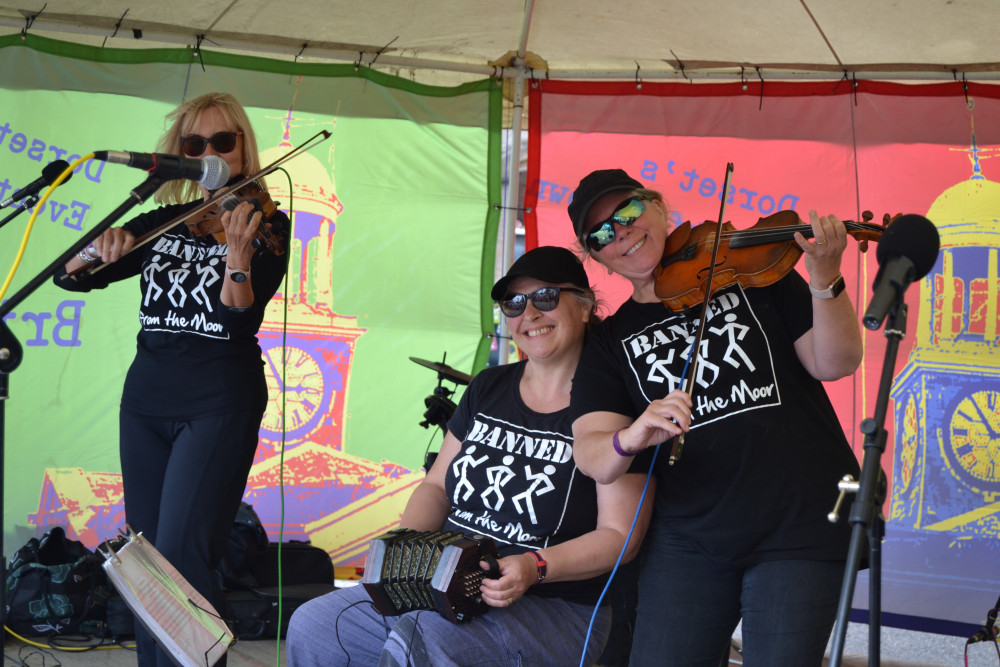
[77,244,100,263]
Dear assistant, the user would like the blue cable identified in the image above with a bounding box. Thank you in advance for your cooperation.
[576,338,695,667]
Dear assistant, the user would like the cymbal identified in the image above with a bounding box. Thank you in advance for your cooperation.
[409,357,473,385]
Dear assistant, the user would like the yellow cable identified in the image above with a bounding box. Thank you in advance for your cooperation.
[0,154,94,301]
[3,623,131,651]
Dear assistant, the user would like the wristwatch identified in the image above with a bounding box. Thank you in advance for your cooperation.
[226,266,250,283]
[809,274,845,299]
[526,551,547,583]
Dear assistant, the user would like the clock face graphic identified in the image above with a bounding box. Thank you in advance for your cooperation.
[261,345,330,440]
[945,388,1000,493]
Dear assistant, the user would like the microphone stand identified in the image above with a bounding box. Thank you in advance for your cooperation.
[0,306,24,655]
[0,175,164,652]
[0,195,40,233]
[827,299,906,667]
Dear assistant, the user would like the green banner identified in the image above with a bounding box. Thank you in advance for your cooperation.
[0,36,500,562]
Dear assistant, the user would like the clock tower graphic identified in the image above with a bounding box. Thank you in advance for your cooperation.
[889,155,1000,535]
[240,114,424,560]
[884,110,1000,609]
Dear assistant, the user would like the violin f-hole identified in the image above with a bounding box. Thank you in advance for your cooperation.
[696,255,727,281]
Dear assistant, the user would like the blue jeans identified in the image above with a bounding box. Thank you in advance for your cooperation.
[629,527,844,667]
[286,584,611,666]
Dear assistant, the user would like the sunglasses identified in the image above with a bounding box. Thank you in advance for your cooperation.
[585,197,649,252]
[180,131,243,157]
[499,286,583,318]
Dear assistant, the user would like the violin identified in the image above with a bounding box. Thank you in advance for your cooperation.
[73,129,331,278]
[654,209,893,312]
[183,179,285,255]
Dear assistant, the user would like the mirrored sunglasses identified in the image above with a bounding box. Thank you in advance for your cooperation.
[499,286,583,318]
[585,197,648,252]
[181,131,242,157]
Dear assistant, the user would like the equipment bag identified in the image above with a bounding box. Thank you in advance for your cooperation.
[4,526,110,636]
[224,582,336,639]
[221,538,336,640]
[253,540,334,588]
[217,501,270,589]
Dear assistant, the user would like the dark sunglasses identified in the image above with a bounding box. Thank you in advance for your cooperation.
[585,197,649,251]
[499,286,584,318]
[180,131,243,157]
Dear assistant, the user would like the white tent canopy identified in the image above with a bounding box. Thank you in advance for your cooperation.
[2,0,1000,84]
[6,0,994,359]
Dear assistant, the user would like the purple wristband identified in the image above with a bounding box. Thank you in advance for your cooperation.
[612,429,638,457]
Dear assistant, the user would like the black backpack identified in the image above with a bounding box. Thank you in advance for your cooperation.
[4,526,110,637]
[216,502,270,589]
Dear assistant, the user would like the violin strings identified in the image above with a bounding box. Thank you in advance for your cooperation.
[690,219,876,251]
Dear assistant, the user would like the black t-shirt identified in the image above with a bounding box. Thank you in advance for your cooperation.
[445,361,607,605]
[571,272,859,566]
[54,199,289,420]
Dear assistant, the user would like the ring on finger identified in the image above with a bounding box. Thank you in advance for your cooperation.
[815,240,827,246]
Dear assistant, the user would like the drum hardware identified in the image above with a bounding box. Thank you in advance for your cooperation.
[409,355,473,385]
[410,354,472,432]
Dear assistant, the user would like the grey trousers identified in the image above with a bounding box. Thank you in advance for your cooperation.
[286,583,611,666]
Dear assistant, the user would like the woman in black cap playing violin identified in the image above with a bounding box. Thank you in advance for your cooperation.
[567,168,863,667]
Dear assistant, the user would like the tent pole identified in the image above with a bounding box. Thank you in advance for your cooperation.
[497,63,527,366]
[497,1,535,366]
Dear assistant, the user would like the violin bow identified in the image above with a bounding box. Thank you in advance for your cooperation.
[76,129,332,277]
[669,162,734,465]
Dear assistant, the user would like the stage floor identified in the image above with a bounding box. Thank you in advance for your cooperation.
[3,622,997,666]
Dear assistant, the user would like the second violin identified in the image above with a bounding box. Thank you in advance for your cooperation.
[654,209,892,312]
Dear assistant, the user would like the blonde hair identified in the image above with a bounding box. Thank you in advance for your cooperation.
[153,92,263,205]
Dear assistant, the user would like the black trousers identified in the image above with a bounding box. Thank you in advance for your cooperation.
[119,408,263,667]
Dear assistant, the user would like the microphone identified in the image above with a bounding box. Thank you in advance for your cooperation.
[92,151,229,190]
[862,214,940,331]
[0,159,73,209]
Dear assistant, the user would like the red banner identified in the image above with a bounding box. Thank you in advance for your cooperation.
[527,80,1000,632]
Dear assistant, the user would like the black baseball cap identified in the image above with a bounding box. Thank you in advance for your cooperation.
[567,168,644,239]
[491,246,590,300]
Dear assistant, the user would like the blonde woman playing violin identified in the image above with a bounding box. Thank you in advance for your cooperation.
[55,92,287,667]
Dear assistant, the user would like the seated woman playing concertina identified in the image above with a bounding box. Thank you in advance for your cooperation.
[286,246,653,666]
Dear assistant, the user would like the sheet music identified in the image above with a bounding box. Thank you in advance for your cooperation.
[103,536,234,667]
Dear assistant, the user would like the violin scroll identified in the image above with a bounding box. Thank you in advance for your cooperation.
[851,210,901,253]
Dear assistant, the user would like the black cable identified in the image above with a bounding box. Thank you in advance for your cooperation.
[334,600,388,666]
[10,644,62,667]
[402,609,432,666]
[101,9,129,48]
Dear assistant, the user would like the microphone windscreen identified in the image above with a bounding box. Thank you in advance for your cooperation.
[42,159,72,185]
[200,155,230,190]
[875,214,940,280]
